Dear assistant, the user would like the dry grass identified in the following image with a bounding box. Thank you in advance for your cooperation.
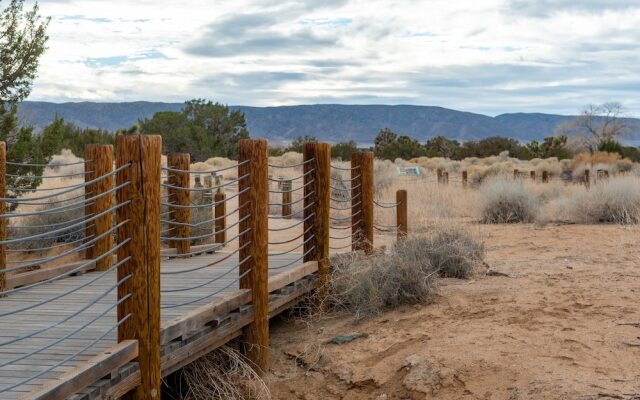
[328,237,439,320]
[181,346,270,400]
[479,177,539,223]
[557,177,640,224]
[424,224,485,278]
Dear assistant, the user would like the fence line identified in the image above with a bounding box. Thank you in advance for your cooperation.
[0,138,412,398]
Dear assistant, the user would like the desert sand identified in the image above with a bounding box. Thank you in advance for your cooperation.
[267,223,640,400]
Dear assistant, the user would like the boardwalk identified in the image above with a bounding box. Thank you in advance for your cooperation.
[0,138,404,399]
[0,251,314,399]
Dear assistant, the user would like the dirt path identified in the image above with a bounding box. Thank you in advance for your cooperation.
[267,224,640,399]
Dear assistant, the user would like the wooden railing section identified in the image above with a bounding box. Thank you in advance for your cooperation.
[0,138,412,399]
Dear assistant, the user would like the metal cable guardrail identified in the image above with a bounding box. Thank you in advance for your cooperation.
[158,158,260,312]
[0,156,136,397]
[265,157,319,269]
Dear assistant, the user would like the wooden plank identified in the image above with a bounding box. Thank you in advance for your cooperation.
[5,259,101,289]
[159,260,317,345]
[159,289,251,345]
[268,276,317,318]
[160,243,221,258]
[21,340,138,400]
[268,261,317,292]
[161,326,243,377]
[102,367,140,400]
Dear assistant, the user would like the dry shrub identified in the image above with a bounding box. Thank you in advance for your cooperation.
[328,237,438,320]
[561,177,640,224]
[479,177,539,223]
[424,225,485,278]
[373,159,396,191]
[573,151,621,166]
[196,157,238,180]
[268,151,303,167]
[182,346,270,400]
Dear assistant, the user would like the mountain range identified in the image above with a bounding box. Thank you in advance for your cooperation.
[16,101,640,145]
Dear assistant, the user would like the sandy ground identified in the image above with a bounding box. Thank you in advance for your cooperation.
[267,223,640,400]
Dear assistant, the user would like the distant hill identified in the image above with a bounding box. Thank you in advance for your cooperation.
[16,101,640,144]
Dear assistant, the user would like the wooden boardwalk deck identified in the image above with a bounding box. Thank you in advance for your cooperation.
[0,251,316,399]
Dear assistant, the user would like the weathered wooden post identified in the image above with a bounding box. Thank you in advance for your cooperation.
[115,135,161,400]
[444,171,449,184]
[584,169,590,190]
[351,152,373,253]
[462,170,468,188]
[396,189,408,239]
[0,142,6,294]
[530,170,536,182]
[167,153,190,254]
[542,170,549,183]
[193,174,203,203]
[604,170,609,179]
[84,145,114,270]
[282,180,292,219]
[513,169,519,180]
[436,168,443,184]
[303,142,330,298]
[238,139,269,374]
[214,177,226,244]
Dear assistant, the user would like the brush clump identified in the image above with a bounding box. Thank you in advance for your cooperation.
[328,237,439,320]
[563,177,640,224]
[424,225,485,278]
[479,177,539,223]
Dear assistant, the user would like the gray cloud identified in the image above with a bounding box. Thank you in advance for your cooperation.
[184,1,347,57]
[505,0,640,17]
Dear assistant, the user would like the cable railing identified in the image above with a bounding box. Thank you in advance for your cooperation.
[0,140,141,398]
[0,138,411,398]
[267,155,319,270]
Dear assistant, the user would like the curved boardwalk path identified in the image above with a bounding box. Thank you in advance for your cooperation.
[0,251,316,399]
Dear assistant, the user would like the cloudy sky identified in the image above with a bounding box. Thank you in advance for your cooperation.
[26,0,640,116]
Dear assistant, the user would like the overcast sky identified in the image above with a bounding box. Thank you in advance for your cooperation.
[26,0,640,116]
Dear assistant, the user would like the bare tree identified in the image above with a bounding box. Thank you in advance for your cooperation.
[558,102,629,153]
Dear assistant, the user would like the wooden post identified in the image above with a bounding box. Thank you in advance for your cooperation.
[238,139,269,374]
[462,170,468,188]
[193,174,203,203]
[84,145,114,270]
[351,152,373,253]
[115,135,161,400]
[530,170,536,182]
[167,153,190,254]
[436,168,443,184]
[604,170,609,179]
[444,171,449,184]
[396,189,407,240]
[542,170,549,183]
[282,180,292,219]
[0,142,5,294]
[584,169,590,190]
[303,142,330,297]
[513,169,519,179]
[214,188,226,244]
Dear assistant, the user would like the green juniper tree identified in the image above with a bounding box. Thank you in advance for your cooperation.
[1,0,49,193]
